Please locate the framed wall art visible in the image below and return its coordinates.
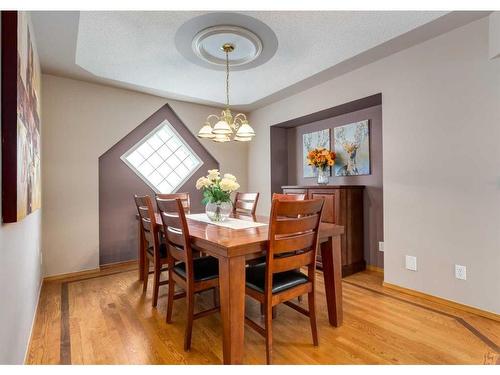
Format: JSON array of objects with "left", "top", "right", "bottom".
[
  {"left": 334, "top": 120, "right": 370, "bottom": 176},
  {"left": 1, "top": 11, "right": 42, "bottom": 222}
]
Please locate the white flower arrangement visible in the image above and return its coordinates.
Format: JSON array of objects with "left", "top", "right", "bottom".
[{"left": 195, "top": 169, "right": 240, "bottom": 204}]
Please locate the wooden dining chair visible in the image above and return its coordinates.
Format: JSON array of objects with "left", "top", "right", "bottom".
[
  {"left": 247, "top": 193, "right": 306, "bottom": 274},
  {"left": 259, "top": 193, "right": 310, "bottom": 303},
  {"left": 272, "top": 192, "right": 308, "bottom": 302},
  {"left": 245, "top": 198, "right": 324, "bottom": 364},
  {"left": 157, "top": 193, "right": 190, "bottom": 212},
  {"left": 134, "top": 195, "right": 169, "bottom": 307},
  {"left": 233, "top": 192, "right": 259, "bottom": 215},
  {"left": 272, "top": 192, "right": 306, "bottom": 201},
  {"left": 156, "top": 197, "right": 220, "bottom": 351},
  {"left": 156, "top": 192, "right": 213, "bottom": 257}
]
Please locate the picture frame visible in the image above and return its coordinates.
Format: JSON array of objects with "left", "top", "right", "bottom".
[
  {"left": 1, "top": 11, "right": 42, "bottom": 223},
  {"left": 333, "top": 120, "right": 371, "bottom": 176}
]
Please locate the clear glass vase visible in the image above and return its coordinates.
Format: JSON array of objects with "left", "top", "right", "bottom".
[
  {"left": 317, "top": 167, "right": 329, "bottom": 185},
  {"left": 205, "top": 201, "right": 232, "bottom": 222}
]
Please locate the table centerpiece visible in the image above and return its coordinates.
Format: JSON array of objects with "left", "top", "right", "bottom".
[{"left": 195, "top": 169, "right": 240, "bottom": 222}]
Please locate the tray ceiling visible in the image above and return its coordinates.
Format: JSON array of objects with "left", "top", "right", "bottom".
[{"left": 31, "top": 11, "right": 485, "bottom": 109}]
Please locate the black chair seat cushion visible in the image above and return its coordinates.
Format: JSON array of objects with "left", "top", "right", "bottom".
[
  {"left": 246, "top": 256, "right": 266, "bottom": 267},
  {"left": 173, "top": 256, "right": 219, "bottom": 281},
  {"left": 146, "top": 243, "right": 167, "bottom": 258},
  {"left": 246, "top": 252, "right": 300, "bottom": 267},
  {"left": 246, "top": 264, "right": 308, "bottom": 294}
]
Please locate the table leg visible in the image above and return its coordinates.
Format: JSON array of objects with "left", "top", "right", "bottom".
[
  {"left": 138, "top": 221, "right": 145, "bottom": 281},
  {"left": 218, "top": 255, "right": 246, "bottom": 364},
  {"left": 320, "top": 235, "right": 343, "bottom": 326}
]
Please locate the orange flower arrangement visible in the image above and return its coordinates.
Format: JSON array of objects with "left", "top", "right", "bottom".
[{"left": 307, "top": 147, "right": 336, "bottom": 169}]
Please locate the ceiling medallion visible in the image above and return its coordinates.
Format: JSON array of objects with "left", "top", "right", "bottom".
[
  {"left": 175, "top": 12, "right": 278, "bottom": 72},
  {"left": 197, "top": 43, "right": 255, "bottom": 143},
  {"left": 192, "top": 25, "right": 263, "bottom": 67}
]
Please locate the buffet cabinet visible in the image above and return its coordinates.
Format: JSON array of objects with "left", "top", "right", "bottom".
[{"left": 282, "top": 185, "right": 365, "bottom": 277}]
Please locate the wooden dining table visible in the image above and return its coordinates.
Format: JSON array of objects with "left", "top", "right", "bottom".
[{"left": 137, "top": 212, "right": 344, "bottom": 364}]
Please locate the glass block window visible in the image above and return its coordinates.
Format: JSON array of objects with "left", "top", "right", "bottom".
[{"left": 121, "top": 120, "right": 203, "bottom": 193}]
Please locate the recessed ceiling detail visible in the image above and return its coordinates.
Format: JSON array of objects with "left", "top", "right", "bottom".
[
  {"left": 191, "top": 25, "right": 263, "bottom": 68},
  {"left": 176, "top": 12, "right": 278, "bottom": 71},
  {"left": 31, "top": 11, "right": 476, "bottom": 108}
]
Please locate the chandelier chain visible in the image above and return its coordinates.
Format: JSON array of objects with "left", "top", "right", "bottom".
[{"left": 225, "top": 49, "right": 230, "bottom": 108}]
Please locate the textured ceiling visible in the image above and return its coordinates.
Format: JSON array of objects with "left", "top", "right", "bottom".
[{"left": 31, "top": 11, "right": 486, "bottom": 109}]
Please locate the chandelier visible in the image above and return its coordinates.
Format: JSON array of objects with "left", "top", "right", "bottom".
[{"left": 197, "top": 43, "right": 255, "bottom": 142}]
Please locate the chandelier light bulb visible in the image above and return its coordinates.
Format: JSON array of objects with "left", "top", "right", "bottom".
[
  {"left": 197, "top": 123, "right": 215, "bottom": 138},
  {"left": 213, "top": 133, "right": 231, "bottom": 142},
  {"left": 234, "top": 136, "right": 252, "bottom": 142},
  {"left": 212, "top": 120, "right": 233, "bottom": 135},
  {"left": 235, "top": 122, "right": 255, "bottom": 137}
]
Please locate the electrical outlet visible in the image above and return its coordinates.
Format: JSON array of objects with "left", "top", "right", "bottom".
[
  {"left": 379, "top": 241, "right": 384, "bottom": 252},
  {"left": 455, "top": 264, "right": 466, "bottom": 280},
  {"left": 405, "top": 255, "right": 417, "bottom": 271}
]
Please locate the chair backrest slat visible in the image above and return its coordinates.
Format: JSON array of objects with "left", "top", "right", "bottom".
[
  {"left": 272, "top": 193, "right": 306, "bottom": 201},
  {"left": 233, "top": 192, "right": 259, "bottom": 215},
  {"left": 235, "top": 200, "right": 256, "bottom": 212},
  {"left": 236, "top": 192, "right": 259, "bottom": 201},
  {"left": 272, "top": 199, "right": 323, "bottom": 218},
  {"left": 157, "top": 193, "right": 190, "bottom": 213},
  {"left": 166, "top": 226, "right": 186, "bottom": 249},
  {"left": 272, "top": 231, "right": 316, "bottom": 254},
  {"left": 273, "top": 214, "right": 319, "bottom": 235},
  {"left": 272, "top": 251, "right": 315, "bottom": 273},
  {"left": 141, "top": 219, "right": 154, "bottom": 239},
  {"left": 167, "top": 242, "right": 187, "bottom": 263},
  {"left": 163, "top": 212, "right": 185, "bottom": 234}
]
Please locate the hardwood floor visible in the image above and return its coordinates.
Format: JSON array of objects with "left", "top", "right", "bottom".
[{"left": 26, "top": 263, "right": 499, "bottom": 365}]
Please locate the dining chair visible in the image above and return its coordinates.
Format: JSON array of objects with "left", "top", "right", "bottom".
[
  {"left": 156, "top": 197, "right": 220, "bottom": 351},
  {"left": 272, "top": 192, "right": 306, "bottom": 201},
  {"left": 156, "top": 192, "right": 213, "bottom": 257},
  {"left": 157, "top": 193, "right": 190, "bottom": 212},
  {"left": 244, "top": 198, "right": 324, "bottom": 364},
  {"left": 233, "top": 192, "right": 260, "bottom": 215},
  {"left": 134, "top": 195, "right": 169, "bottom": 307},
  {"left": 272, "top": 192, "right": 307, "bottom": 303}
]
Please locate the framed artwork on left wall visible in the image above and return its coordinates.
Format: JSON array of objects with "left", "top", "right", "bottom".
[{"left": 1, "top": 11, "right": 42, "bottom": 223}]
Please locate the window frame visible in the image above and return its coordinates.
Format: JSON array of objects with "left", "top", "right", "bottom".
[{"left": 120, "top": 120, "right": 204, "bottom": 194}]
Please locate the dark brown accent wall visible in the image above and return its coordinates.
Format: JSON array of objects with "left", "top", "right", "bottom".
[
  {"left": 270, "top": 97, "right": 383, "bottom": 268},
  {"left": 269, "top": 126, "right": 289, "bottom": 195},
  {"left": 98, "top": 104, "right": 218, "bottom": 265}
]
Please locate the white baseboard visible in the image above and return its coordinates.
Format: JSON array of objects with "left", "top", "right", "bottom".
[{"left": 23, "top": 278, "right": 43, "bottom": 364}]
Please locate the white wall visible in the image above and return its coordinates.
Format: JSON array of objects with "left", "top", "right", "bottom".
[
  {"left": 0, "top": 14, "right": 43, "bottom": 364},
  {"left": 42, "top": 74, "right": 248, "bottom": 277},
  {"left": 248, "top": 17, "right": 500, "bottom": 314},
  {"left": 0, "top": 212, "right": 42, "bottom": 364}
]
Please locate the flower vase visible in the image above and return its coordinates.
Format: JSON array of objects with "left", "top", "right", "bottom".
[
  {"left": 317, "top": 167, "right": 329, "bottom": 185},
  {"left": 205, "top": 201, "right": 232, "bottom": 222}
]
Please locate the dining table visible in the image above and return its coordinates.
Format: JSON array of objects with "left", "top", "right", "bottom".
[{"left": 137, "top": 212, "right": 344, "bottom": 364}]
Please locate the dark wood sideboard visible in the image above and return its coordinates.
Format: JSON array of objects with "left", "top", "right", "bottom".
[{"left": 282, "top": 185, "right": 365, "bottom": 276}]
